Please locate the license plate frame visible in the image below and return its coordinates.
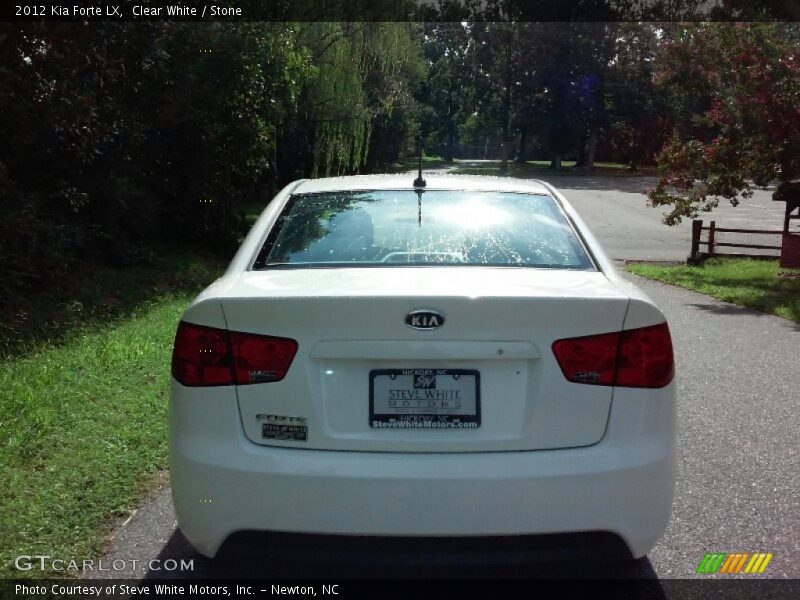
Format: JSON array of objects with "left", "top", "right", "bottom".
[{"left": 369, "top": 368, "right": 481, "bottom": 429}]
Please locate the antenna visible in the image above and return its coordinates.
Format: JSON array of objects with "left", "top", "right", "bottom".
[{"left": 413, "top": 134, "right": 426, "bottom": 188}]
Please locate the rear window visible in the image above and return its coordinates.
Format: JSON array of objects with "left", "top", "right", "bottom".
[{"left": 253, "top": 190, "right": 594, "bottom": 270}]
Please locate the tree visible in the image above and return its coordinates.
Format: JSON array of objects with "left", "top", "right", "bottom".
[
  {"left": 291, "top": 23, "right": 423, "bottom": 178},
  {"left": 605, "top": 23, "right": 671, "bottom": 170},
  {"left": 143, "top": 23, "right": 310, "bottom": 244},
  {"left": 420, "top": 21, "right": 472, "bottom": 162},
  {"left": 0, "top": 21, "right": 422, "bottom": 302},
  {"left": 470, "top": 20, "right": 521, "bottom": 171},
  {"left": 513, "top": 22, "right": 614, "bottom": 170},
  {"left": 648, "top": 23, "right": 800, "bottom": 224}
]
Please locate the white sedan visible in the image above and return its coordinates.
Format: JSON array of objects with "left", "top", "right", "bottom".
[{"left": 170, "top": 174, "right": 676, "bottom": 562}]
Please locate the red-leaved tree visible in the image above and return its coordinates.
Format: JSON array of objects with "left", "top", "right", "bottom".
[{"left": 648, "top": 23, "right": 800, "bottom": 224}]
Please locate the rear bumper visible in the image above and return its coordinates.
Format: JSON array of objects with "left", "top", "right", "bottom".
[
  {"left": 170, "top": 382, "right": 676, "bottom": 559},
  {"left": 216, "top": 531, "right": 634, "bottom": 566}
]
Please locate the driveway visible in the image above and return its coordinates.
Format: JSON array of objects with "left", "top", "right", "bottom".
[
  {"left": 423, "top": 162, "right": 785, "bottom": 261},
  {"left": 89, "top": 273, "right": 800, "bottom": 580},
  {"left": 550, "top": 176, "right": 783, "bottom": 262}
]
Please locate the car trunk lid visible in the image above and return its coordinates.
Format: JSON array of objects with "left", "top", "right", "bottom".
[{"left": 219, "top": 267, "right": 629, "bottom": 452}]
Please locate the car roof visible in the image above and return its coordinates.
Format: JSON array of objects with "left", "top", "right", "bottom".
[{"left": 292, "top": 174, "right": 552, "bottom": 195}]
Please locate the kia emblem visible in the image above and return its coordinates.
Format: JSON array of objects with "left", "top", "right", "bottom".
[{"left": 405, "top": 310, "right": 445, "bottom": 330}]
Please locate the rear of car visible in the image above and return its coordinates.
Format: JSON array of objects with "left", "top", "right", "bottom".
[{"left": 169, "top": 176, "right": 676, "bottom": 560}]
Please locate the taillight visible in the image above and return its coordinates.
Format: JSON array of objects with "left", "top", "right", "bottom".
[
  {"left": 172, "top": 322, "right": 233, "bottom": 386},
  {"left": 552, "top": 331, "right": 619, "bottom": 386},
  {"left": 172, "top": 321, "right": 298, "bottom": 387},
  {"left": 552, "top": 322, "right": 674, "bottom": 388},
  {"left": 230, "top": 331, "right": 298, "bottom": 384}
]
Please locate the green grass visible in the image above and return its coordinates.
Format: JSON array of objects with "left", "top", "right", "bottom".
[
  {"left": 0, "top": 250, "right": 225, "bottom": 578},
  {"left": 452, "top": 159, "right": 655, "bottom": 178},
  {"left": 627, "top": 259, "right": 800, "bottom": 323},
  {"left": 240, "top": 199, "right": 268, "bottom": 225},
  {"left": 386, "top": 154, "right": 452, "bottom": 173},
  {"left": 1, "top": 247, "right": 226, "bottom": 358}
]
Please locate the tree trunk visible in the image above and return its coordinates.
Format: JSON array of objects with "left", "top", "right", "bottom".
[
  {"left": 584, "top": 131, "right": 597, "bottom": 171},
  {"left": 445, "top": 124, "right": 456, "bottom": 163},
  {"left": 500, "top": 106, "right": 510, "bottom": 172},
  {"left": 444, "top": 89, "right": 455, "bottom": 163},
  {"left": 499, "top": 36, "right": 512, "bottom": 173},
  {"left": 550, "top": 153, "right": 562, "bottom": 170},
  {"left": 629, "top": 130, "right": 639, "bottom": 171},
  {"left": 269, "top": 132, "right": 279, "bottom": 197},
  {"left": 575, "top": 137, "right": 586, "bottom": 168},
  {"left": 515, "top": 124, "right": 528, "bottom": 165}
]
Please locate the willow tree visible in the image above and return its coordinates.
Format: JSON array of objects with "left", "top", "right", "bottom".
[{"left": 297, "top": 22, "right": 424, "bottom": 177}]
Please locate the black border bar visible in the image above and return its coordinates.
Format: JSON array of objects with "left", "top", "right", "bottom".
[
  {"left": 5, "top": 578, "right": 800, "bottom": 600},
  {"left": 2, "top": 0, "right": 800, "bottom": 23}
]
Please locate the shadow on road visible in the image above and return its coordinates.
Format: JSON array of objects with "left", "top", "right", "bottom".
[
  {"left": 144, "top": 529, "right": 665, "bottom": 594},
  {"left": 535, "top": 175, "right": 655, "bottom": 195},
  {"left": 445, "top": 160, "right": 657, "bottom": 195},
  {"left": 687, "top": 302, "right": 800, "bottom": 331}
]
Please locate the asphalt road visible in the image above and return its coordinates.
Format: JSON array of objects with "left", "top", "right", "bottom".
[
  {"left": 543, "top": 176, "right": 783, "bottom": 261},
  {"left": 87, "top": 273, "right": 800, "bottom": 581},
  {"left": 418, "top": 161, "right": 786, "bottom": 261}
]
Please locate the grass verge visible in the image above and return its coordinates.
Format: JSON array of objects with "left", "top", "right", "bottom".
[
  {"left": 626, "top": 259, "right": 800, "bottom": 323},
  {"left": 452, "top": 160, "right": 655, "bottom": 178},
  {"left": 1, "top": 247, "right": 226, "bottom": 358},
  {"left": 387, "top": 154, "right": 452, "bottom": 173},
  {"left": 0, "top": 250, "right": 225, "bottom": 578}
]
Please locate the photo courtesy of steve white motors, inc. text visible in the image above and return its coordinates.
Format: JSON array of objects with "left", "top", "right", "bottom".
[
  {"left": 14, "top": 584, "right": 340, "bottom": 597},
  {"left": 13, "top": 4, "right": 244, "bottom": 18}
]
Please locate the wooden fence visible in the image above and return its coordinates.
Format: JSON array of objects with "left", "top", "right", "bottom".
[{"left": 689, "top": 219, "right": 782, "bottom": 262}]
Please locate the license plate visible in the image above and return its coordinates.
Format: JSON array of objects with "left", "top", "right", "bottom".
[{"left": 369, "top": 369, "right": 480, "bottom": 429}]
